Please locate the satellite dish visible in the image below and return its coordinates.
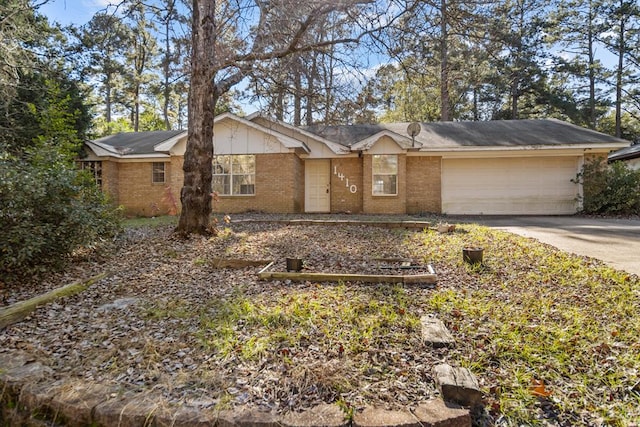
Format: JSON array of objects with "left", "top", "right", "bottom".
[
  {"left": 407, "top": 122, "right": 421, "bottom": 137},
  {"left": 407, "top": 122, "right": 421, "bottom": 147}
]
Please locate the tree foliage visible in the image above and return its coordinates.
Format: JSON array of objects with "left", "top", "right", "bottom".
[
  {"left": 0, "top": 1, "right": 122, "bottom": 283},
  {"left": 0, "top": 144, "right": 122, "bottom": 282},
  {"left": 576, "top": 157, "right": 640, "bottom": 215},
  {"left": 177, "top": 0, "right": 406, "bottom": 235}
]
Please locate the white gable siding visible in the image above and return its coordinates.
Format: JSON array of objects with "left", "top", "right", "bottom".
[
  {"left": 213, "top": 119, "right": 292, "bottom": 155},
  {"left": 365, "top": 136, "right": 406, "bottom": 155},
  {"left": 304, "top": 139, "right": 355, "bottom": 158}
]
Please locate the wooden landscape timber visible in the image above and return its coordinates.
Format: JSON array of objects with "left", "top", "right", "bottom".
[
  {"left": 257, "top": 262, "right": 437, "bottom": 285},
  {"left": 0, "top": 272, "right": 110, "bottom": 330},
  {"left": 235, "top": 218, "right": 432, "bottom": 230}
]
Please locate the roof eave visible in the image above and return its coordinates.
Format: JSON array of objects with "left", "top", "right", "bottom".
[
  {"left": 351, "top": 131, "right": 413, "bottom": 151},
  {"left": 154, "top": 131, "right": 188, "bottom": 152},
  {"left": 419, "top": 142, "right": 629, "bottom": 153},
  {"left": 245, "top": 112, "right": 349, "bottom": 154}
]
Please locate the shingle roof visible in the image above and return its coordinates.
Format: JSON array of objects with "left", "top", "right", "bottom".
[
  {"left": 608, "top": 143, "right": 640, "bottom": 162},
  {"left": 304, "top": 119, "right": 628, "bottom": 149},
  {"left": 92, "top": 130, "right": 186, "bottom": 155}
]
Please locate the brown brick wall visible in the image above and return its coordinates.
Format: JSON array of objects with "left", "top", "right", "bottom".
[
  {"left": 362, "top": 154, "right": 407, "bottom": 214},
  {"left": 101, "top": 160, "right": 120, "bottom": 206},
  {"left": 213, "top": 153, "right": 303, "bottom": 214},
  {"left": 406, "top": 156, "right": 442, "bottom": 214},
  {"left": 115, "top": 161, "right": 173, "bottom": 216},
  {"left": 330, "top": 158, "right": 363, "bottom": 213},
  {"left": 166, "top": 157, "right": 183, "bottom": 215}
]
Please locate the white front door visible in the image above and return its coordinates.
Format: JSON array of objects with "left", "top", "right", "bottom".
[{"left": 305, "top": 160, "right": 330, "bottom": 212}]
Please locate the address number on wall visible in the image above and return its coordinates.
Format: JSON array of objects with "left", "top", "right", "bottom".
[{"left": 334, "top": 165, "right": 357, "bottom": 194}]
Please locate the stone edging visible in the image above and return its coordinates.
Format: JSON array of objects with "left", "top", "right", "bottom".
[{"left": 1, "top": 350, "right": 470, "bottom": 427}]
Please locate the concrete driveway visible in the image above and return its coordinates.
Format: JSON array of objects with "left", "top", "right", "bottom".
[{"left": 457, "top": 216, "right": 640, "bottom": 276}]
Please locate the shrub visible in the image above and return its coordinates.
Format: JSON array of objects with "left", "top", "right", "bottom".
[
  {"left": 0, "top": 144, "right": 122, "bottom": 283},
  {"left": 575, "top": 157, "right": 640, "bottom": 215}
]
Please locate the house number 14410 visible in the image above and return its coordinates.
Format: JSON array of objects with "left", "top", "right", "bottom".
[{"left": 334, "top": 165, "right": 358, "bottom": 194}]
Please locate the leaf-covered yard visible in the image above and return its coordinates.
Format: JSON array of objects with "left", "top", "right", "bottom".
[{"left": 1, "top": 215, "right": 639, "bottom": 426}]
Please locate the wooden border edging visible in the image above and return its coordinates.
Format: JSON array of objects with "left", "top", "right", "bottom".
[
  {"left": 258, "top": 271, "right": 437, "bottom": 284},
  {"left": 0, "top": 272, "right": 110, "bottom": 330},
  {"left": 235, "top": 219, "right": 431, "bottom": 230}
]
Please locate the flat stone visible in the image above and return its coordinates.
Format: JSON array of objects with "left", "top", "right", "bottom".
[
  {"left": 48, "top": 382, "right": 115, "bottom": 426},
  {"left": 421, "top": 317, "right": 455, "bottom": 348},
  {"left": 18, "top": 380, "right": 65, "bottom": 417},
  {"left": 0, "top": 361, "right": 53, "bottom": 395},
  {"left": 97, "top": 297, "right": 139, "bottom": 312},
  {"left": 281, "top": 403, "right": 349, "bottom": 427},
  {"left": 213, "top": 410, "right": 241, "bottom": 427},
  {"left": 352, "top": 406, "right": 420, "bottom": 427},
  {"left": 93, "top": 392, "right": 169, "bottom": 427},
  {"left": 232, "top": 407, "right": 281, "bottom": 426},
  {"left": 433, "top": 364, "right": 482, "bottom": 407},
  {"left": 155, "top": 406, "right": 217, "bottom": 427},
  {"left": 412, "top": 399, "right": 471, "bottom": 427}
]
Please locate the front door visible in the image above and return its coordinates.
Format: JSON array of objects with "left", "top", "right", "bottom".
[{"left": 305, "top": 160, "right": 330, "bottom": 212}]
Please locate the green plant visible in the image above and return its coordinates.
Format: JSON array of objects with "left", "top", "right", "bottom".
[
  {"left": 0, "top": 144, "right": 121, "bottom": 283},
  {"left": 414, "top": 224, "right": 640, "bottom": 424},
  {"left": 575, "top": 157, "right": 640, "bottom": 215}
]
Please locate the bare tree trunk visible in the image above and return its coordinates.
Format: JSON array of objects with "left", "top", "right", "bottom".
[
  {"left": 473, "top": 86, "right": 479, "bottom": 121},
  {"left": 134, "top": 84, "right": 140, "bottom": 132},
  {"left": 439, "top": 0, "right": 450, "bottom": 121},
  {"left": 294, "top": 57, "right": 302, "bottom": 126},
  {"left": 105, "top": 75, "right": 112, "bottom": 123},
  {"left": 306, "top": 56, "right": 316, "bottom": 126},
  {"left": 164, "top": 17, "right": 172, "bottom": 130},
  {"left": 275, "top": 85, "right": 284, "bottom": 121},
  {"left": 587, "top": 0, "right": 596, "bottom": 129},
  {"left": 615, "top": 3, "right": 624, "bottom": 138},
  {"left": 176, "top": 0, "right": 216, "bottom": 235},
  {"left": 511, "top": 79, "right": 519, "bottom": 120}
]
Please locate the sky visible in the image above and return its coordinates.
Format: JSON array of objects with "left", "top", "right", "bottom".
[{"left": 40, "top": 0, "right": 112, "bottom": 26}]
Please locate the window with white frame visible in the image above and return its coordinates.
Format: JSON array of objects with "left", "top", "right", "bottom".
[
  {"left": 152, "top": 163, "right": 166, "bottom": 183},
  {"left": 372, "top": 154, "right": 398, "bottom": 195},
  {"left": 212, "top": 155, "right": 256, "bottom": 195}
]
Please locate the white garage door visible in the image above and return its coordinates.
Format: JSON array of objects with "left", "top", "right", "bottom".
[{"left": 442, "top": 157, "right": 580, "bottom": 215}]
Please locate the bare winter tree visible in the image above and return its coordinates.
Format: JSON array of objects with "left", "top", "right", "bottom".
[{"left": 176, "top": 0, "right": 402, "bottom": 235}]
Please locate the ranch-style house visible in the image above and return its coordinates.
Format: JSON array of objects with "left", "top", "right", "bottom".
[{"left": 80, "top": 112, "right": 630, "bottom": 217}]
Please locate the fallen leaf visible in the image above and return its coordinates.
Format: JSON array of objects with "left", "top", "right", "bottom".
[{"left": 531, "top": 379, "right": 552, "bottom": 397}]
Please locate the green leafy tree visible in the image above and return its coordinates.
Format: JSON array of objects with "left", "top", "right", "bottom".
[
  {"left": 178, "top": 0, "right": 402, "bottom": 235},
  {"left": 123, "top": 2, "right": 159, "bottom": 132},
  {"left": 576, "top": 157, "right": 640, "bottom": 214},
  {"left": 77, "top": 12, "right": 133, "bottom": 128},
  {"left": 151, "top": 0, "right": 190, "bottom": 130},
  {"left": 601, "top": 0, "right": 640, "bottom": 137},
  {"left": 0, "top": 2, "right": 121, "bottom": 282},
  {"left": 549, "top": 0, "right": 611, "bottom": 128},
  {"left": 489, "top": 0, "right": 554, "bottom": 119},
  {"left": 0, "top": 144, "right": 121, "bottom": 282}
]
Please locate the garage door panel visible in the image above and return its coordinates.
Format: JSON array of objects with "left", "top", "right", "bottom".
[{"left": 442, "top": 157, "right": 579, "bottom": 215}]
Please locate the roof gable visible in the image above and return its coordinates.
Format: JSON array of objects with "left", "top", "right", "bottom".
[
  {"left": 213, "top": 113, "right": 310, "bottom": 154},
  {"left": 247, "top": 112, "right": 349, "bottom": 154},
  {"left": 91, "top": 130, "right": 187, "bottom": 156}
]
